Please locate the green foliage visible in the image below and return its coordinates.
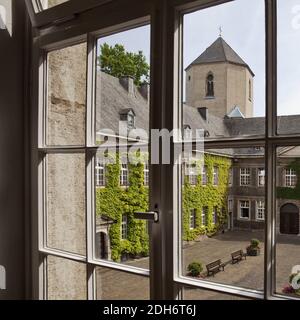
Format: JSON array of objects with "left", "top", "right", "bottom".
[
  {"left": 96, "top": 154, "right": 149, "bottom": 262},
  {"left": 277, "top": 160, "right": 300, "bottom": 200},
  {"left": 187, "top": 262, "right": 203, "bottom": 277},
  {"left": 97, "top": 153, "right": 231, "bottom": 261},
  {"left": 98, "top": 43, "right": 150, "bottom": 86},
  {"left": 250, "top": 239, "right": 260, "bottom": 248},
  {"left": 182, "top": 154, "right": 231, "bottom": 241}
]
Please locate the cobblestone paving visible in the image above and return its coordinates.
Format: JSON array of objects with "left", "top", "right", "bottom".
[{"left": 96, "top": 230, "right": 300, "bottom": 300}]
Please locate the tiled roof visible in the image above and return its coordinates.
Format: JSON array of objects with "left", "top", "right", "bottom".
[{"left": 186, "top": 37, "right": 254, "bottom": 76}]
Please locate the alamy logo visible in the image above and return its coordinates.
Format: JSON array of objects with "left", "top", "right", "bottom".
[
  {"left": 0, "top": 5, "right": 6, "bottom": 30},
  {"left": 0, "top": 265, "right": 6, "bottom": 290},
  {"left": 292, "top": 5, "right": 300, "bottom": 30}
]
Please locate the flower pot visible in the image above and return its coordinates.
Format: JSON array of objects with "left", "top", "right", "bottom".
[{"left": 247, "top": 247, "right": 260, "bottom": 256}]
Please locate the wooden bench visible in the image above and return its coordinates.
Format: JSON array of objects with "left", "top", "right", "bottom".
[
  {"left": 206, "top": 259, "right": 225, "bottom": 277},
  {"left": 231, "top": 250, "right": 247, "bottom": 264}
]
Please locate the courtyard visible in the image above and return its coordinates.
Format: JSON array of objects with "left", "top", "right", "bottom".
[{"left": 96, "top": 230, "right": 300, "bottom": 299}]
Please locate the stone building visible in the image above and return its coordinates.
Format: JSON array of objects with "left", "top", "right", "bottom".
[{"left": 94, "top": 37, "right": 300, "bottom": 255}]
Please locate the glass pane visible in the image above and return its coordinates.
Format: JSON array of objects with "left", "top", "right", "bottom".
[
  {"left": 181, "top": 147, "right": 265, "bottom": 291},
  {"left": 47, "top": 153, "right": 86, "bottom": 256},
  {"left": 35, "top": 0, "right": 69, "bottom": 12},
  {"left": 183, "top": 286, "right": 251, "bottom": 300},
  {"left": 94, "top": 25, "right": 151, "bottom": 269},
  {"left": 47, "top": 255, "right": 87, "bottom": 300},
  {"left": 276, "top": 146, "right": 300, "bottom": 299},
  {"left": 47, "top": 42, "right": 87, "bottom": 146},
  {"left": 277, "top": 0, "right": 300, "bottom": 135},
  {"left": 96, "top": 267, "right": 149, "bottom": 300},
  {"left": 182, "top": 0, "right": 265, "bottom": 141}
]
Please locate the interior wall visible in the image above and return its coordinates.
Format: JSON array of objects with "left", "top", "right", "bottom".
[{"left": 0, "top": 0, "right": 26, "bottom": 299}]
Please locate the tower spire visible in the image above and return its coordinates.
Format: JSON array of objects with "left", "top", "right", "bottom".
[{"left": 219, "top": 26, "right": 223, "bottom": 37}]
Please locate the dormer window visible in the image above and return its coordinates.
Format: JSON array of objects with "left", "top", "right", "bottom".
[
  {"left": 119, "top": 108, "right": 136, "bottom": 130},
  {"left": 206, "top": 73, "right": 214, "bottom": 97}
]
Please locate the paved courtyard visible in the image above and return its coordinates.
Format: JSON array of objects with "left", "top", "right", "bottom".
[{"left": 96, "top": 230, "right": 300, "bottom": 300}]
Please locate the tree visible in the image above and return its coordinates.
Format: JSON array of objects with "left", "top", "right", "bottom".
[{"left": 98, "top": 43, "right": 150, "bottom": 86}]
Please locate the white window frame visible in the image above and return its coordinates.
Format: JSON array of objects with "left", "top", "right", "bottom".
[
  {"left": 213, "top": 166, "right": 219, "bottom": 186},
  {"left": 256, "top": 200, "right": 265, "bottom": 221},
  {"left": 95, "top": 159, "right": 105, "bottom": 187},
  {"left": 189, "top": 209, "right": 196, "bottom": 230},
  {"left": 28, "top": 0, "right": 300, "bottom": 302},
  {"left": 144, "top": 163, "right": 149, "bottom": 186},
  {"left": 121, "top": 215, "right": 128, "bottom": 240},
  {"left": 258, "top": 168, "right": 265, "bottom": 187},
  {"left": 285, "top": 168, "right": 297, "bottom": 188},
  {"left": 228, "top": 198, "right": 233, "bottom": 212},
  {"left": 240, "top": 168, "right": 251, "bottom": 186},
  {"left": 185, "top": 162, "right": 198, "bottom": 185},
  {"left": 212, "top": 207, "right": 217, "bottom": 225},
  {"left": 239, "top": 200, "right": 250, "bottom": 220},
  {"left": 120, "top": 163, "right": 129, "bottom": 186}
]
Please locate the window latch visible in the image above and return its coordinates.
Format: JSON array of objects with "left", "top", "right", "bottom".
[{"left": 134, "top": 211, "right": 159, "bottom": 223}]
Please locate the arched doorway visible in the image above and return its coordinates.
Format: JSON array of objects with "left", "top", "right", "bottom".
[{"left": 280, "top": 203, "right": 299, "bottom": 235}]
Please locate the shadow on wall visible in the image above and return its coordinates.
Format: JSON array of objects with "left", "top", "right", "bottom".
[
  {"left": 0, "top": 265, "right": 6, "bottom": 290},
  {"left": 0, "top": 0, "right": 12, "bottom": 36}
]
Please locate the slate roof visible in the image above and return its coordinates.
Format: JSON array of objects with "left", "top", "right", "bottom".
[
  {"left": 96, "top": 70, "right": 300, "bottom": 158},
  {"left": 185, "top": 37, "right": 254, "bottom": 76}
]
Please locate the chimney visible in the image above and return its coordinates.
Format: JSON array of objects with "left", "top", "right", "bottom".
[
  {"left": 198, "top": 107, "right": 208, "bottom": 121},
  {"left": 138, "top": 83, "right": 150, "bottom": 101},
  {"left": 120, "top": 76, "right": 134, "bottom": 95}
]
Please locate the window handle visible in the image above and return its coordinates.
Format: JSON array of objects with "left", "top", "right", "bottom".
[{"left": 134, "top": 211, "right": 159, "bottom": 223}]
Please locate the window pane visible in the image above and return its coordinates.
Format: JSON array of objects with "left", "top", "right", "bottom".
[
  {"left": 96, "top": 267, "right": 149, "bottom": 300},
  {"left": 276, "top": 146, "right": 300, "bottom": 299},
  {"left": 182, "top": 0, "right": 265, "bottom": 141},
  {"left": 277, "top": 0, "right": 300, "bottom": 134},
  {"left": 181, "top": 147, "right": 265, "bottom": 291},
  {"left": 47, "top": 256, "right": 87, "bottom": 300},
  {"left": 94, "top": 25, "right": 150, "bottom": 270},
  {"left": 183, "top": 286, "right": 251, "bottom": 300},
  {"left": 47, "top": 42, "right": 86, "bottom": 146},
  {"left": 36, "top": 0, "right": 69, "bottom": 11},
  {"left": 47, "top": 153, "right": 86, "bottom": 256}
]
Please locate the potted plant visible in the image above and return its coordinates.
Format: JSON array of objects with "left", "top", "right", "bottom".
[
  {"left": 246, "top": 238, "right": 261, "bottom": 256},
  {"left": 187, "top": 262, "right": 203, "bottom": 278}
]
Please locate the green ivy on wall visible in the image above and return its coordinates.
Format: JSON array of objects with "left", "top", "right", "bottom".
[
  {"left": 96, "top": 153, "right": 231, "bottom": 261},
  {"left": 182, "top": 154, "right": 231, "bottom": 241},
  {"left": 277, "top": 160, "right": 300, "bottom": 200},
  {"left": 96, "top": 154, "right": 149, "bottom": 262}
]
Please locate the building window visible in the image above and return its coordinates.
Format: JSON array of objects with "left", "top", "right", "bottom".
[
  {"left": 212, "top": 207, "right": 217, "bottom": 224},
  {"left": 240, "top": 168, "right": 251, "bottom": 186},
  {"left": 206, "top": 73, "right": 214, "bottom": 97},
  {"left": 121, "top": 215, "right": 128, "bottom": 240},
  {"left": 258, "top": 168, "right": 265, "bottom": 187},
  {"left": 249, "top": 79, "right": 252, "bottom": 101},
  {"left": 228, "top": 199, "right": 233, "bottom": 212},
  {"left": 285, "top": 168, "right": 297, "bottom": 187},
  {"left": 127, "top": 113, "right": 135, "bottom": 129},
  {"left": 95, "top": 159, "right": 105, "bottom": 186},
  {"left": 228, "top": 167, "right": 233, "bottom": 186},
  {"left": 186, "top": 163, "right": 198, "bottom": 185},
  {"left": 189, "top": 209, "right": 196, "bottom": 230},
  {"left": 239, "top": 200, "right": 250, "bottom": 220},
  {"left": 201, "top": 207, "right": 208, "bottom": 226},
  {"left": 256, "top": 200, "right": 265, "bottom": 221},
  {"left": 213, "top": 166, "right": 219, "bottom": 185},
  {"left": 120, "top": 163, "right": 128, "bottom": 186},
  {"left": 202, "top": 165, "right": 207, "bottom": 185},
  {"left": 144, "top": 163, "right": 149, "bottom": 186}
]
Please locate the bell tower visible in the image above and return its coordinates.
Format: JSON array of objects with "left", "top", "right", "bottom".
[{"left": 185, "top": 37, "right": 254, "bottom": 118}]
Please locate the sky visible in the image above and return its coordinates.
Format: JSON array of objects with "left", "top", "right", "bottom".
[{"left": 97, "top": 0, "right": 300, "bottom": 117}]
